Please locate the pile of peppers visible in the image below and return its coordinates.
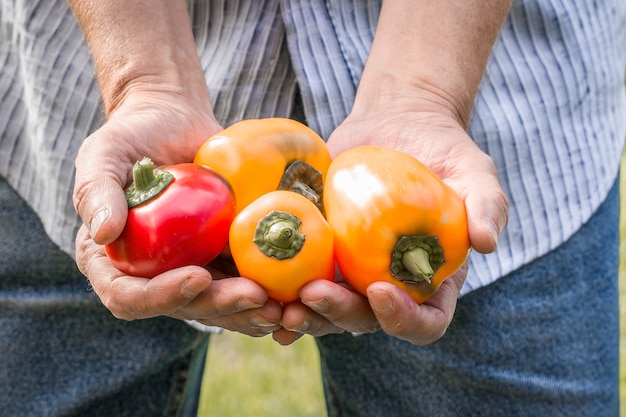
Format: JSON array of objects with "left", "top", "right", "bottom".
[{"left": 106, "top": 117, "right": 470, "bottom": 305}]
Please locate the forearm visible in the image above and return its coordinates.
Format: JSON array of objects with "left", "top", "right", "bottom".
[
  {"left": 356, "top": 0, "right": 512, "bottom": 127},
  {"left": 67, "top": 0, "right": 209, "bottom": 116}
]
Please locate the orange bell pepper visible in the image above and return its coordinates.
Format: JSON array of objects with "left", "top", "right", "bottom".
[
  {"left": 194, "top": 118, "right": 331, "bottom": 214},
  {"left": 229, "top": 190, "right": 335, "bottom": 304},
  {"left": 323, "top": 145, "right": 470, "bottom": 304}
]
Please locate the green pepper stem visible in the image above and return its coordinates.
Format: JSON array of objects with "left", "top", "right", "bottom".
[
  {"left": 278, "top": 160, "right": 325, "bottom": 215},
  {"left": 125, "top": 157, "right": 174, "bottom": 208},
  {"left": 253, "top": 210, "right": 305, "bottom": 260},
  {"left": 288, "top": 181, "right": 320, "bottom": 205},
  {"left": 391, "top": 235, "right": 445, "bottom": 285},
  {"left": 402, "top": 247, "right": 434, "bottom": 283},
  {"left": 266, "top": 221, "right": 297, "bottom": 248}
]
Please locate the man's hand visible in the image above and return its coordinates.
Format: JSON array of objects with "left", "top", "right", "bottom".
[
  {"left": 72, "top": 91, "right": 285, "bottom": 336},
  {"left": 274, "top": 108, "right": 507, "bottom": 346}
]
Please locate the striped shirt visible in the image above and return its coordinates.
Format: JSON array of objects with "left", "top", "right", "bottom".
[{"left": 1, "top": 0, "right": 624, "bottom": 295}]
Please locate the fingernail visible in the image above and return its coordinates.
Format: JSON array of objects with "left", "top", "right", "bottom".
[
  {"left": 250, "top": 315, "right": 278, "bottom": 328},
  {"left": 369, "top": 291, "right": 394, "bottom": 313},
  {"left": 89, "top": 207, "right": 110, "bottom": 237},
  {"left": 181, "top": 275, "right": 210, "bottom": 299},
  {"left": 482, "top": 216, "right": 500, "bottom": 243},
  {"left": 294, "top": 320, "right": 311, "bottom": 333},
  {"left": 307, "top": 298, "right": 330, "bottom": 313},
  {"left": 236, "top": 298, "right": 264, "bottom": 311}
]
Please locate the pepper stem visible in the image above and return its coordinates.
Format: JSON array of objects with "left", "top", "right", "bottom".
[
  {"left": 391, "top": 235, "right": 445, "bottom": 284},
  {"left": 253, "top": 210, "right": 306, "bottom": 260},
  {"left": 125, "top": 157, "right": 174, "bottom": 208},
  {"left": 278, "top": 160, "right": 325, "bottom": 215},
  {"left": 402, "top": 247, "right": 434, "bottom": 280}
]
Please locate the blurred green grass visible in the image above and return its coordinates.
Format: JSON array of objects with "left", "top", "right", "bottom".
[
  {"left": 199, "top": 151, "right": 626, "bottom": 417},
  {"left": 198, "top": 333, "right": 326, "bottom": 417}
]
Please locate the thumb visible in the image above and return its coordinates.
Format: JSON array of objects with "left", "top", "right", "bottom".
[
  {"left": 73, "top": 136, "right": 131, "bottom": 245},
  {"left": 464, "top": 182, "right": 508, "bottom": 254}
]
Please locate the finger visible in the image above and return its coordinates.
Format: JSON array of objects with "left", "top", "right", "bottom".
[
  {"left": 194, "top": 298, "right": 283, "bottom": 337},
  {"left": 177, "top": 277, "right": 270, "bottom": 319},
  {"left": 466, "top": 187, "right": 509, "bottom": 254},
  {"left": 73, "top": 134, "right": 132, "bottom": 245},
  {"left": 76, "top": 225, "right": 212, "bottom": 320},
  {"left": 280, "top": 301, "right": 345, "bottom": 337},
  {"left": 456, "top": 155, "right": 509, "bottom": 254},
  {"left": 299, "top": 280, "right": 380, "bottom": 334},
  {"left": 272, "top": 329, "right": 305, "bottom": 346},
  {"left": 366, "top": 272, "right": 462, "bottom": 345}
]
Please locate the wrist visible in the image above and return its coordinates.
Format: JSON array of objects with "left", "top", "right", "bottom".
[
  {"left": 69, "top": 0, "right": 209, "bottom": 116},
  {"left": 99, "top": 46, "right": 209, "bottom": 117},
  {"left": 353, "top": 70, "right": 470, "bottom": 129},
  {"left": 353, "top": 0, "right": 511, "bottom": 128}
]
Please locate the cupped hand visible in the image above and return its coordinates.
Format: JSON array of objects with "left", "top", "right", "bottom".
[
  {"left": 274, "top": 101, "right": 508, "bottom": 346},
  {"left": 72, "top": 90, "right": 284, "bottom": 336}
]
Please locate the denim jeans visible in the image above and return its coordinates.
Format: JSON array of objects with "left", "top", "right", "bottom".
[
  {"left": 0, "top": 178, "right": 209, "bottom": 417},
  {"left": 317, "top": 178, "right": 620, "bottom": 417}
]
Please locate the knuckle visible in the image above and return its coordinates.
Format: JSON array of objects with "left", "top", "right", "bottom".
[
  {"left": 105, "top": 298, "right": 142, "bottom": 321},
  {"left": 72, "top": 177, "right": 94, "bottom": 218},
  {"left": 99, "top": 280, "right": 141, "bottom": 321},
  {"left": 494, "top": 189, "right": 510, "bottom": 225},
  {"left": 101, "top": 296, "right": 131, "bottom": 321}
]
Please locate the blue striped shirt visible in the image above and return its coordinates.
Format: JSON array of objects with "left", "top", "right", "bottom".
[{"left": 1, "top": 0, "right": 624, "bottom": 295}]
